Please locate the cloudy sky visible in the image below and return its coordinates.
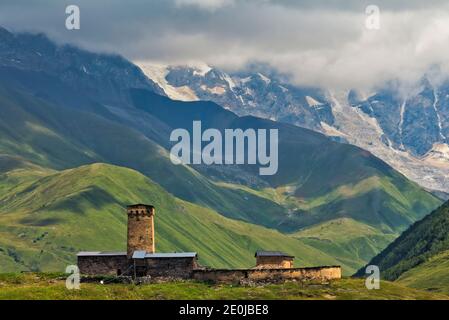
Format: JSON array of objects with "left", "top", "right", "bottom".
[{"left": 1, "top": 0, "right": 449, "bottom": 91}]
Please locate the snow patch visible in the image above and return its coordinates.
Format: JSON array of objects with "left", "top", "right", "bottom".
[
  {"left": 422, "top": 143, "right": 449, "bottom": 167},
  {"left": 399, "top": 100, "right": 406, "bottom": 150},
  {"left": 305, "top": 96, "right": 323, "bottom": 107},
  {"left": 239, "top": 76, "right": 252, "bottom": 85},
  {"left": 221, "top": 72, "right": 236, "bottom": 90},
  {"left": 191, "top": 63, "right": 212, "bottom": 76},
  {"left": 279, "top": 85, "right": 289, "bottom": 93},
  {"left": 257, "top": 73, "right": 271, "bottom": 84},
  {"left": 136, "top": 62, "right": 199, "bottom": 102},
  {"left": 201, "top": 85, "right": 226, "bottom": 95},
  {"left": 432, "top": 86, "right": 446, "bottom": 141},
  {"left": 320, "top": 122, "right": 347, "bottom": 138},
  {"left": 328, "top": 91, "right": 343, "bottom": 111}
]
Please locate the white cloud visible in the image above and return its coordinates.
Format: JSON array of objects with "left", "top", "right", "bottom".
[
  {"left": 175, "top": 0, "right": 235, "bottom": 11},
  {"left": 1, "top": 0, "right": 449, "bottom": 91}
]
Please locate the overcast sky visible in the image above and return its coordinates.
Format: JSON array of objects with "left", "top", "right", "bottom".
[{"left": 1, "top": 0, "right": 449, "bottom": 91}]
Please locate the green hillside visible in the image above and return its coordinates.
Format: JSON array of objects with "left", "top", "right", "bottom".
[
  {"left": 357, "top": 201, "right": 449, "bottom": 284},
  {"left": 0, "top": 162, "right": 345, "bottom": 272},
  {"left": 0, "top": 273, "right": 447, "bottom": 300},
  {"left": 215, "top": 179, "right": 435, "bottom": 274},
  {"left": 0, "top": 84, "right": 292, "bottom": 230},
  {"left": 131, "top": 89, "right": 441, "bottom": 233},
  {"left": 0, "top": 83, "right": 440, "bottom": 274},
  {"left": 0, "top": 29, "right": 443, "bottom": 276},
  {"left": 396, "top": 250, "right": 449, "bottom": 294},
  {"left": 292, "top": 218, "right": 397, "bottom": 272}
]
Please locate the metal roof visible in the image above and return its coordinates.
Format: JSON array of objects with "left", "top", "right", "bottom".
[
  {"left": 77, "top": 251, "right": 126, "bottom": 257},
  {"left": 132, "top": 252, "right": 198, "bottom": 259},
  {"left": 132, "top": 250, "right": 147, "bottom": 259},
  {"left": 255, "top": 251, "right": 294, "bottom": 258}
]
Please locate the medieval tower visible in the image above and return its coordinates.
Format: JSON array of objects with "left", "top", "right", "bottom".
[
  {"left": 77, "top": 203, "right": 341, "bottom": 282},
  {"left": 126, "top": 204, "right": 155, "bottom": 258}
]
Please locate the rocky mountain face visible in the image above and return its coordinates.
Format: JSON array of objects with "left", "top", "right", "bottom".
[
  {"left": 137, "top": 62, "right": 449, "bottom": 194},
  {"left": 0, "top": 27, "right": 165, "bottom": 108},
  {"left": 142, "top": 64, "right": 335, "bottom": 130}
]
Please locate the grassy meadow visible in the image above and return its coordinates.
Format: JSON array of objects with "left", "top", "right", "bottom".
[{"left": 0, "top": 273, "right": 447, "bottom": 300}]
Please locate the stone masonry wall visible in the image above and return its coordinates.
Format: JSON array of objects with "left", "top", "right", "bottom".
[
  {"left": 192, "top": 266, "right": 342, "bottom": 284},
  {"left": 78, "top": 255, "right": 341, "bottom": 284},
  {"left": 143, "top": 257, "right": 198, "bottom": 279},
  {"left": 78, "top": 255, "right": 129, "bottom": 276},
  {"left": 127, "top": 206, "right": 155, "bottom": 258}
]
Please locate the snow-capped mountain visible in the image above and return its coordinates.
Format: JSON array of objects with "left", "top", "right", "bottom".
[
  {"left": 136, "top": 63, "right": 335, "bottom": 130},
  {"left": 136, "top": 62, "right": 449, "bottom": 194}
]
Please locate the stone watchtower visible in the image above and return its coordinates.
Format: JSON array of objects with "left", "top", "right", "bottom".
[{"left": 127, "top": 204, "right": 155, "bottom": 259}]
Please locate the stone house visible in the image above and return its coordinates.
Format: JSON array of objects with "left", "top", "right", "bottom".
[{"left": 254, "top": 251, "right": 295, "bottom": 269}]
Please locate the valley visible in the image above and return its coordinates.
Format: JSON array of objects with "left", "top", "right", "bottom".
[{"left": 0, "top": 27, "right": 443, "bottom": 280}]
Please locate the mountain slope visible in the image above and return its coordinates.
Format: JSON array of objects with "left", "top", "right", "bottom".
[
  {"left": 0, "top": 27, "right": 165, "bottom": 104},
  {"left": 0, "top": 84, "right": 439, "bottom": 273},
  {"left": 0, "top": 28, "right": 443, "bottom": 273},
  {"left": 356, "top": 201, "right": 449, "bottom": 284},
  {"left": 140, "top": 63, "right": 449, "bottom": 193},
  {"left": 0, "top": 64, "right": 439, "bottom": 236},
  {"left": 292, "top": 218, "right": 396, "bottom": 272},
  {"left": 395, "top": 250, "right": 449, "bottom": 294},
  {"left": 0, "top": 27, "right": 440, "bottom": 234},
  {"left": 0, "top": 82, "right": 290, "bottom": 230},
  {"left": 0, "top": 162, "right": 343, "bottom": 272},
  {"left": 131, "top": 89, "right": 441, "bottom": 233}
]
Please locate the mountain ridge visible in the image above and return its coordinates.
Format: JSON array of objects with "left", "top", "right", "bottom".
[
  {"left": 356, "top": 200, "right": 449, "bottom": 282},
  {"left": 137, "top": 62, "right": 449, "bottom": 193},
  {"left": 0, "top": 161, "right": 346, "bottom": 272},
  {"left": 0, "top": 28, "right": 442, "bottom": 273}
]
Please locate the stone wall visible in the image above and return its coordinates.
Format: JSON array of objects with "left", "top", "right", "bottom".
[
  {"left": 78, "top": 255, "right": 129, "bottom": 276},
  {"left": 142, "top": 257, "right": 198, "bottom": 279},
  {"left": 127, "top": 205, "right": 155, "bottom": 258},
  {"left": 255, "top": 256, "right": 293, "bottom": 269},
  {"left": 192, "top": 266, "right": 341, "bottom": 284},
  {"left": 78, "top": 254, "right": 341, "bottom": 284}
]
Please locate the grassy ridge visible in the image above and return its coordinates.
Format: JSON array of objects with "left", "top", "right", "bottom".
[
  {"left": 0, "top": 159, "right": 411, "bottom": 275},
  {"left": 0, "top": 273, "right": 447, "bottom": 300},
  {"left": 357, "top": 201, "right": 449, "bottom": 281},
  {"left": 132, "top": 89, "right": 441, "bottom": 233},
  {"left": 0, "top": 162, "right": 345, "bottom": 272},
  {"left": 0, "top": 63, "right": 442, "bottom": 277},
  {"left": 0, "top": 31, "right": 444, "bottom": 284},
  {"left": 397, "top": 250, "right": 449, "bottom": 294},
  {"left": 0, "top": 85, "right": 294, "bottom": 230},
  {"left": 217, "top": 179, "right": 429, "bottom": 274},
  {"left": 0, "top": 86, "right": 441, "bottom": 276},
  {"left": 292, "top": 218, "right": 396, "bottom": 273},
  {"left": 358, "top": 200, "right": 449, "bottom": 295}
]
